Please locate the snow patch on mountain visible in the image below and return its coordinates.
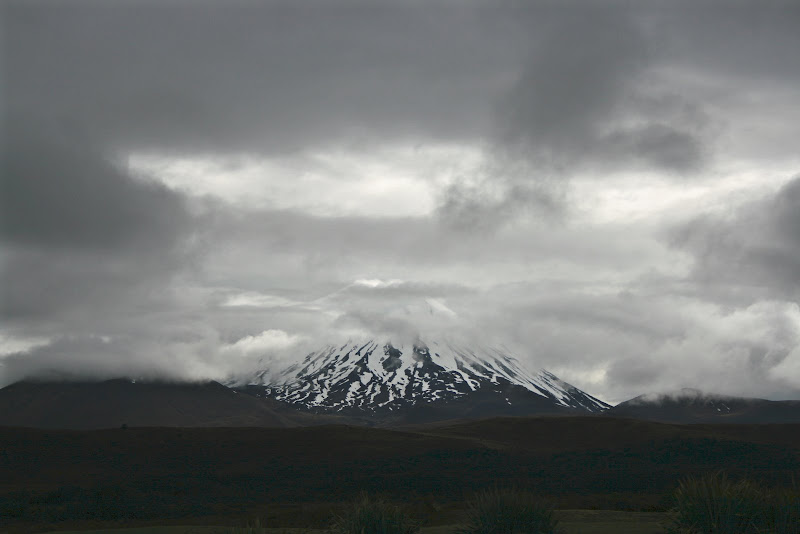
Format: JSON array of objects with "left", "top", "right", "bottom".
[{"left": 245, "top": 340, "right": 609, "bottom": 414}]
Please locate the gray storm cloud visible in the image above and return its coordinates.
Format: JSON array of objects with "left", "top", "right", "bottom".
[
  {"left": 1, "top": 117, "right": 195, "bottom": 321},
  {"left": 4, "top": 2, "right": 515, "bottom": 155},
  {"left": 672, "top": 175, "right": 800, "bottom": 302},
  {"left": 2, "top": 1, "right": 800, "bottom": 402},
  {"left": 2, "top": 117, "right": 189, "bottom": 253}
]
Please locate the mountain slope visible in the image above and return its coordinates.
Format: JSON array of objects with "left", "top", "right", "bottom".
[
  {"left": 606, "top": 388, "right": 800, "bottom": 424},
  {"left": 241, "top": 340, "right": 609, "bottom": 423},
  {"left": 0, "top": 379, "right": 320, "bottom": 429}
]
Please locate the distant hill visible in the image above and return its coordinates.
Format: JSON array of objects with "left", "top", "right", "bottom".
[
  {"left": 0, "top": 378, "right": 344, "bottom": 429},
  {"left": 606, "top": 388, "right": 800, "bottom": 424}
]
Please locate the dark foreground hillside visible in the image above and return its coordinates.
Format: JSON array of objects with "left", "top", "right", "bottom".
[{"left": 1, "top": 417, "right": 798, "bottom": 532}]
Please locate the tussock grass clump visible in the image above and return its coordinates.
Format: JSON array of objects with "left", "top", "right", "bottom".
[
  {"left": 762, "top": 487, "right": 800, "bottom": 534},
  {"left": 458, "top": 488, "right": 558, "bottom": 534},
  {"left": 670, "top": 472, "right": 800, "bottom": 534},
  {"left": 330, "top": 493, "right": 420, "bottom": 534},
  {"left": 230, "top": 517, "right": 267, "bottom": 533},
  {"left": 670, "top": 472, "right": 762, "bottom": 533}
]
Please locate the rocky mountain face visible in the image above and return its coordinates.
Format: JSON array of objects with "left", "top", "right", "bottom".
[{"left": 238, "top": 340, "right": 609, "bottom": 423}]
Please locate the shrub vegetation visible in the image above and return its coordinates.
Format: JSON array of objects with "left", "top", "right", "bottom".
[
  {"left": 329, "top": 492, "right": 420, "bottom": 534},
  {"left": 670, "top": 471, "right": 799, "bottom": 534},
  {"left": 457, "top": 487, "right": 559, "bottom": 534},
  {"left": 230, "top": 517, "right": 267, "bottom": 533}
]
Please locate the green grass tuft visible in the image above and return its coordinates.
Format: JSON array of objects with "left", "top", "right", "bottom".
[
  {"left": 457, "top": 487, "right": 559, "bottom": 534},
  {"left": 329, "top": 492, "right": 421, "bottom": 534}
]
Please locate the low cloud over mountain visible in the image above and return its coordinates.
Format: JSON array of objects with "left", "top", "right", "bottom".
[{"left": 3, "top": 1, "right": 800, "bottom": 404}]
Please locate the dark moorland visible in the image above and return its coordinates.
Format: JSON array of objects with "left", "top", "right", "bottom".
[
  {"left": 1, "top": 416, "right": 798, "bottom": 532},
  {"left": 0, "top": 380, "right": 355, "bottom": 429}
]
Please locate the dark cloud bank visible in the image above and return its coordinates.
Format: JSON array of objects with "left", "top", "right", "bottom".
[
  {"left": 673, "top": 176, "right": 800, "bottom": 300},
  {"left": 2, "top": 1, "right": 800, "bottom": 402},
  {"left": 1, "top": 116, "right": 195, "bottom": 320}
]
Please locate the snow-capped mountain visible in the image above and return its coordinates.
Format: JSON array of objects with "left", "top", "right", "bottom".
[{"left": 239, "top": 341, "right": 609, "bottom": 422}]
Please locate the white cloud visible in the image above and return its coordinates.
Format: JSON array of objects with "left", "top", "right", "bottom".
[
  {"left": 128, "top": 142, "right": 484, "bottom": 218},
  {"left": 223, "top": 330, "right": 304, "bottom": 355},
  {"left": 221, "top": 292, "right": 299, "bottom": 309},
  {"left": 0, "top": 333, "right": 51, "bottom": 357},
  {"left": 769, "top": 347, "right": 800, "bottom": 390},
  {"left": 425, "top": 298, "right": 457, "bottom": 318},
  {"left": 352, "top": 279, "right": 405, "bottom": 289}
]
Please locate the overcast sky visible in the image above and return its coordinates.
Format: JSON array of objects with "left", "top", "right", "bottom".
[{"left": 2, "top": 1, "right": 800, "bottom": 403}]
